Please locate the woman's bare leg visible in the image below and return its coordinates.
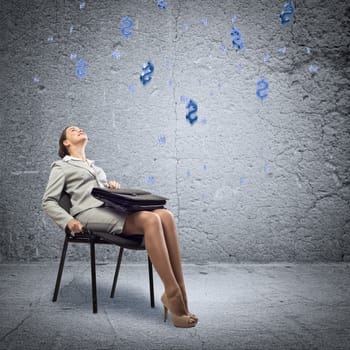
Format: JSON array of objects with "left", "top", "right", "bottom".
[
  {"left": 122, "top": 210, "right": 196, "bottom": 326},
  {"left": 152, "top": 209, "right": 196, "bottom": 318},
  {"left": 122, "top": 211, "right": 180, "bottom": 297}
]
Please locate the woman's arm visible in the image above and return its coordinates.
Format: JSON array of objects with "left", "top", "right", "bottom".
[{"left": 42, "top": 163, "right": 76, "bottom": 232}]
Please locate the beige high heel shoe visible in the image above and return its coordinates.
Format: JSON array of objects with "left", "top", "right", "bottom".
[
  {"left": 161, "top": 293, "right": 197, "bottom": 328},
  {"left": 162, "top": 293, "right": 198, "bottom": 323}
]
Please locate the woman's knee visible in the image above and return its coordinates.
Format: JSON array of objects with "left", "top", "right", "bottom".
[
  {"left": 122, "top": 211, "right": 161, "bottom": 234},
  {"left": 142, "top": 211, "right": 162, "bottom": 229},
  {"left": 154, "top": 209, "right": 175, "bottom": 224}
]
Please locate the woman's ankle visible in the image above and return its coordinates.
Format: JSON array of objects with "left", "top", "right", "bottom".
[
  {"left": 165, "top": 292, "right": 187, "bottom": 316},
  {"left": 165, "top": 285, "right": 182, "bottom": 299}
]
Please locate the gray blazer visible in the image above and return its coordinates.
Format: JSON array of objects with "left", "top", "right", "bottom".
[{"left": 42, "top": 157, "right": 109, "bottom": 231}]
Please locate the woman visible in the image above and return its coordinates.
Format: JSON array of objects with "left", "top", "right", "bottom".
[{"left": 42, "top": 126, "right": 198, "bottom": 328}]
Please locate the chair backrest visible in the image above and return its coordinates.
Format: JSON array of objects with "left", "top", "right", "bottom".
[{"left": 59, "top": 192, "right": 72, "bottom": 213}]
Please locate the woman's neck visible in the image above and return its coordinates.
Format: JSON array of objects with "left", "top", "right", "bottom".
[{"left": 69, "top": 147, "right": 86, "bottom": 161}]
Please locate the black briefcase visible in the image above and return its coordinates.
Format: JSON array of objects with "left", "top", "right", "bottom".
[{"left": 91, "top": 187, "right": 168, "bottom": 212}]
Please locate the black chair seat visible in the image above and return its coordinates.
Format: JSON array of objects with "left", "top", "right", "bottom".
[{"left": 89, "top": 231, "right": 145, "bottom": 250}]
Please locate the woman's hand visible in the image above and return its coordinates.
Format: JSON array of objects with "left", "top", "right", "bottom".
[
  {"left": 108, "top": 181, "right": 121, "bottom": 190},
  {"left": 67, "top": 219, "right": 84, "bottom": 233}
]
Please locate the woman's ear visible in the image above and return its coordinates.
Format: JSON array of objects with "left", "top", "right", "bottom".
[{"left": 63, "top": 139, "right": 70, "bottom": 148}]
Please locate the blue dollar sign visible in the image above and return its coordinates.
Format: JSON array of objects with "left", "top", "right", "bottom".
[
  {"left": 120, "top": 16, "right": 133, "bottom": 39},
  {"left": 186, "top": 99, "right": 198, "bottom": 125},
  {"left": 140, "top": 61, "right": 154, "bottom": 85},
  {"left": 146, "top": 176, "right": 155, "bottom": 185},
  {"left": 256, "top": 79, "right": 269, "bottom": 102},
  {"left": 157, "top": 0, "right": 168, "bottom": 9},
  {"left": 158, "top": 135, "right": 166, "bottom": 145},
  {"left": 280, "top": 1, "right": 295, "bottom": 25},
  {"left": 230, "top": 26, "right": 244, "bottom": 50},
  {"left": 75, "top": 59, "right": 87, "bottom": 79}
]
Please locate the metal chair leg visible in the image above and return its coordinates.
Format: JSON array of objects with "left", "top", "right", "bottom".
[
  {"left": 53, "top": 232, "right": 155, "bottom": 313},
  {"left": 90, "top": 235, "right": 97, "bottom": 313},
  {"left": 110, "top": 247, "right": 124, "bottom": 298},
  {"left": 148, "top": 256, "right": 155, "bottom": 308},
  {"left": 53, "top": 234, "right": 69, "bottom": 302}
]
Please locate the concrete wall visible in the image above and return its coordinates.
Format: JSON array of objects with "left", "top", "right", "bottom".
[{"left": 0, "top": 0, "right": 349, "bottom": 263}]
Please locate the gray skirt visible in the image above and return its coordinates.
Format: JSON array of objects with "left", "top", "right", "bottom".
[{"left": 75, "top": 205, "right": 129, "bottom": 235}]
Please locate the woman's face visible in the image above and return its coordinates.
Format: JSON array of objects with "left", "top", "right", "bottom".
[{"left": 64, "top": 126, "right": 88, "bottom": 146}]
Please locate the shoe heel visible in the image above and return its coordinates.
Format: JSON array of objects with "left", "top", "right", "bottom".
[{"left": 163, "top": 305, "right": 168, "bottom": 322}]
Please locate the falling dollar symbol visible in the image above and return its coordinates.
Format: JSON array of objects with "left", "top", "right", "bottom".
[
  {"left": 186, "top": 99, "right": 198, "bottom": 125},
  {"left": 280, "top": 1, "right": 295, "bottom": 25},
  {"left": 256, "top": 79, "right": 269, "bottom": 102},
  {"left": 75, "top": 59, "right": 87, "bottom": 79},
  {"left": 120, "top": 16, "right": 133, "bottom": 39},
  {"left": 157, "top": 0, "right": 168, "bottom": 9},
  {"left": 230, "top": 26, "right": 244, "bottom": 50},
  {"left": 140, "top": 61, "right": 154, "bottom": 85}
]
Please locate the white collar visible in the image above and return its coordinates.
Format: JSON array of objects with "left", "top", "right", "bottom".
[{"left": 62, "top": 155, "right": 95, "bottom": 166}]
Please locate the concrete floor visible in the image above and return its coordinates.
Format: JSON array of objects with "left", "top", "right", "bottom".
[{"left": 0, "top": 261, "right": 349, "bottom": 350}]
